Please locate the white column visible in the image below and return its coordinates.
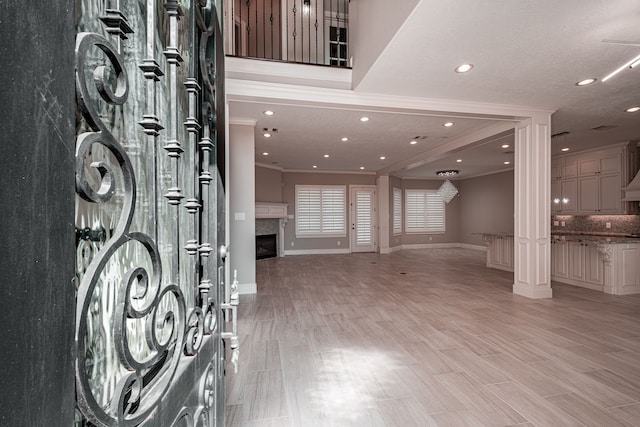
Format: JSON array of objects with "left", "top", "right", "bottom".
[
  {"left": 229, "top": 121, "right": 257, "bottom": 294},
  {"left": 377, "top": 175, "right": 390, "bottom": 253},
  {"left": 513, "top": 114, "right": 553, "bottom": 299}
]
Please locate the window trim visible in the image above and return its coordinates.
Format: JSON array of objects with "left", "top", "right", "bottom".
[
  {"left": 295, "top": 185, "right": 347, "bottom": 238},
  {"left": 393, "top": 187, "right": 402, "bottom": 236},
  {"left": 404, "top": 189, "right": 446, "bottom": 234}
]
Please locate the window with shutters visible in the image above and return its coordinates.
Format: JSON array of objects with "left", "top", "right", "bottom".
[
  {"left": 393, "top": 187, "right": 402, "bottom": 235},
  {"left": 404, "top": 189, "right": 445, "bottom": 233},
  {"left": 296, "top": 185, "right": 346, "bottom": 238}
]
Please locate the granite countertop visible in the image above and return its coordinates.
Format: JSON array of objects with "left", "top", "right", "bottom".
[
  {"left": 551, "top": 231, "right": 640, "bottom": 244},
  {"left": 475, "top": 231, "right": 640, "bottom": 244},
  {"left": 472, "top": 232, "right": 514, "bottom": 238}
]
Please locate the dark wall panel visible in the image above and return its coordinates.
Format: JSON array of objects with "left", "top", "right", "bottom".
[{"left": 0, "top": 1, "right": 76, "bottom": 425}]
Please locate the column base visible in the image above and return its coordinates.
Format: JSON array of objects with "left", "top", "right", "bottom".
[{"left": 513, "top": 282, "right": 553, "bottom": 299}]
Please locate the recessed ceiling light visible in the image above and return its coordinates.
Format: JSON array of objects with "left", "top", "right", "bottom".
[
  {"left": 312, "top": 165, "right": 317, "bottom": 169},
  {"left": 379, "top": 156, "right": 386, "bottom": 160},
  {"left": 359, "top": 166, "right": 365, "bottom": 170},
  {"left": 456, "top": 159, "right": 462, "bottom": 163},
  {"left": 341, "top": 137, "right": 349, "bottom": 142},
  {"left": 443, "top": 122, "right": 454, "bottom": 127},
  {"left": 455, "top": 63, "right": 473, "bottom": 73},
  {"left": 576, "top": 78, "right": 597, "bottom": 86},
  {"left": 263, "top": 110, "right": 275, "bottom": 116},
  {"left": 410, "top": 140, "right": 418, "bottom": 145},
  {"left": 263, "top": 133, "right": 271, "bottom": 138},
  {"left": 561, "top": 147, "right": 570, "bottom": 152},
  {"left": 262, "top": 152, "right": 269, "bottom": 156},
  {"left": 323, "top": 154, "right": 330, "bottom": 158},
  {"left": 504, "top": 161, "right": 511, "bottom": 165},
  {"left": 626, "top": 106, "right": 640, "bottom": 113},
  {"left": 360, "top": 116, "right": 370, "bottom": 122},
  {"left": 501, "top": 144, "right": 510, "bottom": 148}
]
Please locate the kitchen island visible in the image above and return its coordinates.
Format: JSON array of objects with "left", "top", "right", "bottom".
[{"left": 478, "top": 232, "right": 640, "bottom": 295}]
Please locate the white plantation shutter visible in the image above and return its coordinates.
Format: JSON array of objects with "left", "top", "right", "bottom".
[
  {"left": 393, "top": 187, "right": 402, "bottom": 235},
  {"left": 321, "top": 188, "right": 345, "bottom": 233},
  {"left": 356, "top": 191, "right": 373, "bottom": 244},
  {"left": 425, "top": 191, "right": 445, "bottom": 231},
  {"left": 296, "top": 185, "right": 346, "bottom": 237},
  {"left": 296, "top": 187, "right": 322, "bottom": 234},
  {"left": 405, "top": 189, "right": 445, "bottom": 233}
]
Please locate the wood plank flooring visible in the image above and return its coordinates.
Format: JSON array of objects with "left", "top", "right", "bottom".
[{"left": 225, "top": 248, "right": 640, "bottom": 427}]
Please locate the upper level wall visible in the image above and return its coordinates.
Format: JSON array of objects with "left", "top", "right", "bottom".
[{"left": 349, "top": 0, "right": 420, "bottom": 89}]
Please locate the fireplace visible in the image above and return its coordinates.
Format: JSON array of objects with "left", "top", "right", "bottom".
[{"left": 256, "top": 234, "right": 277, "bottom": 260}]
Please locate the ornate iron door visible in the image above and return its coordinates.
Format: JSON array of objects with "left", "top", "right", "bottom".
[{"left": 74, "top": 0, "right": 231, "bottom": 425}]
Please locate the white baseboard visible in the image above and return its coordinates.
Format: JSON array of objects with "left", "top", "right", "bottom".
[
  {"left": 381, "top": 245, "right": 402, "bottom": 254},
  {"left": 400, "top": 243, "right": 487, "bottom": 251},
  {"left": 238, "top": 282, "right": 257, "bottom": 295},
  {"left": 459, "top": 243, "right": 487, "bottom": 251},
  {"left": 284, "top": 248, "right": 351, "bottom": 256},
  {"left": 282, "top": 243, "right": 484, "bottom": 257}
]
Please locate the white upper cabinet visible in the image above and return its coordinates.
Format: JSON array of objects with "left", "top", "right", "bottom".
[{"left": 552, "top": 142, "right": 637, "bottom": 215}]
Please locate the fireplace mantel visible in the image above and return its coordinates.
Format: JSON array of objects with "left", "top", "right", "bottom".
[{"left": 255, "top": 202, "right": 288, "bottom": 219}]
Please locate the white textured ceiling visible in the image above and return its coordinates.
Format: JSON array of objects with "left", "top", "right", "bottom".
[{"left": 227, "top": 0, "right": 640, "bottom": 179}]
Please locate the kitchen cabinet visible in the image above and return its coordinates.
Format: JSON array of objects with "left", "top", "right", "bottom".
[
  {"left": 552, "top": 143, "right": 636, "bottom": 215},
  {"left": 483, "top": 234, "right": 514, "bottom": 272},
  {"left": 552, "top": 179, "right": 577, "bottom": 214},
  {"left": 550, "top": 240, "right": 569, "bottom": 278},
  {"left": 552, "top": 240, "right": 605, "bottom": 291}
]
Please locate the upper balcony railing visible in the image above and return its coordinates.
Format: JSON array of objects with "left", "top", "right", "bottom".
[{"left": 226, "top": 0, "right": 350, "bottom": 67}]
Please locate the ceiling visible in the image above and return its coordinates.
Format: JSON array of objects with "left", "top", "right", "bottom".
[{"left": 227, "top": 0, "right": 640, "bottom": 180}]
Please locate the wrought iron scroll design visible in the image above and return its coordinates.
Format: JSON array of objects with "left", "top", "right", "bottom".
[{"left": 75, "top": 28, "right": 187, "bottom": 427}]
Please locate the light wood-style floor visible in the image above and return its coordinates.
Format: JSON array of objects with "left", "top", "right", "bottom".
[{"left": 225, "top": 248, "right": 640, "bottom": 427}]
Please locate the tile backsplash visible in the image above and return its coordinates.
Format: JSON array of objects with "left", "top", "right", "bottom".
[{"left": 551, "top": 215, "right": 640, "bottom": 235}]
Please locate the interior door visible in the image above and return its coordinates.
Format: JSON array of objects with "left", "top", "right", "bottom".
[
  {"left": 350, "top": 186, "right": 377, "bottom": 253},
  {"left": 74, "top": 1, "right": 230, "bottom": 425}
]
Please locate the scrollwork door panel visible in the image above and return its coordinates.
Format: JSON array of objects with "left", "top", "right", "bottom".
[{"left": 74, "top": 1, "right": 226, "bottom": 425}]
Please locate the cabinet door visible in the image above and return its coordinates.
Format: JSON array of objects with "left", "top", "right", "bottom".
[
  {"left": 562, "top": 161, "right": 578, "bottom": 179},
  {"left": 600, "top": 154, "right": 621, "bottom": 175},
  {"left": 551, "top": 181, "right": 561, "bottom": 213},
  {"left": 501, "top": 237, "right": 513, "bottom": 269},
  {"left": 561, "top": 179, "right": 578, "bottom": 213},
  {"left": 552, "top": 241, "right": 569, "bottom": 278},
  {"left": 584, "top": 244, "right": 603, "bottom": 285},
  {"left": 599, "top": 174, "right": 622, "bottom": 213},
  {"left": 578, "top": 177, "right": 598, "bottom": 213},
  {"left": 569, "top": 242, "right": 586, "bottom": 281},
  {"left": 579, "top": 158, "right": 598, "bottom": 176}
]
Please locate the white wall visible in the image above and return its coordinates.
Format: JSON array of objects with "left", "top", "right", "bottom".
[
  {"left": 349, "top": 0, "right": 420, "bottom": 87},
  {"left": 229, "top": 123, "right": 256, "bottom": 293},
  {"left": 459, "top": 171, "right": 515, "bottom": 246}
]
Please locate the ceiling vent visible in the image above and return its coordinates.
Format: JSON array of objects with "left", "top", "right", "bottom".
[
  {"left": 590, "top": 125, "right": 619, "bottom": 131},
  {"left": 413, "top": 136, "right": 428, "bottom": 140},
  {"left": 263, "top": 127, "right": 278, "bottom": 133}
]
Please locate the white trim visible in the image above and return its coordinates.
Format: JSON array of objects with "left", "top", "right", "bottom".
[
  {"left": 255, "top": 162, "right": 284, "bottom": 171},
  {"left": 225, "top": 78, "right": 555, "bottom": 118},
  {"left": 238, "top": 282, "right": 257, "bottom": 295},
  {"left": 285, "top": 168, "right": 376, "bottom": 175},
  {"left": 226, "top": 56, "right": 352, "bottom": 90},
  {"left": 401, "top": 243, "right": 458, "bottom": 250},
  {"left": 459, "top": 243, "right": 487, "bottom": 251},
  {"left": 284, "top": 248, "right": 351, "bottom": 256},
  {"left": 229, "top": 118, "right": 257, "bottom": 126}
]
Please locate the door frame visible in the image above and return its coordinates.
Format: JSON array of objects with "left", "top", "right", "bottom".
[{"left": 349, "top": 185, "right": 377, "bottom": 253}]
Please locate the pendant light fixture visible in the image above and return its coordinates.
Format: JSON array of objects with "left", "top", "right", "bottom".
[{"left": 436, "top": 170, "right": 459, "bottom": 203}]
